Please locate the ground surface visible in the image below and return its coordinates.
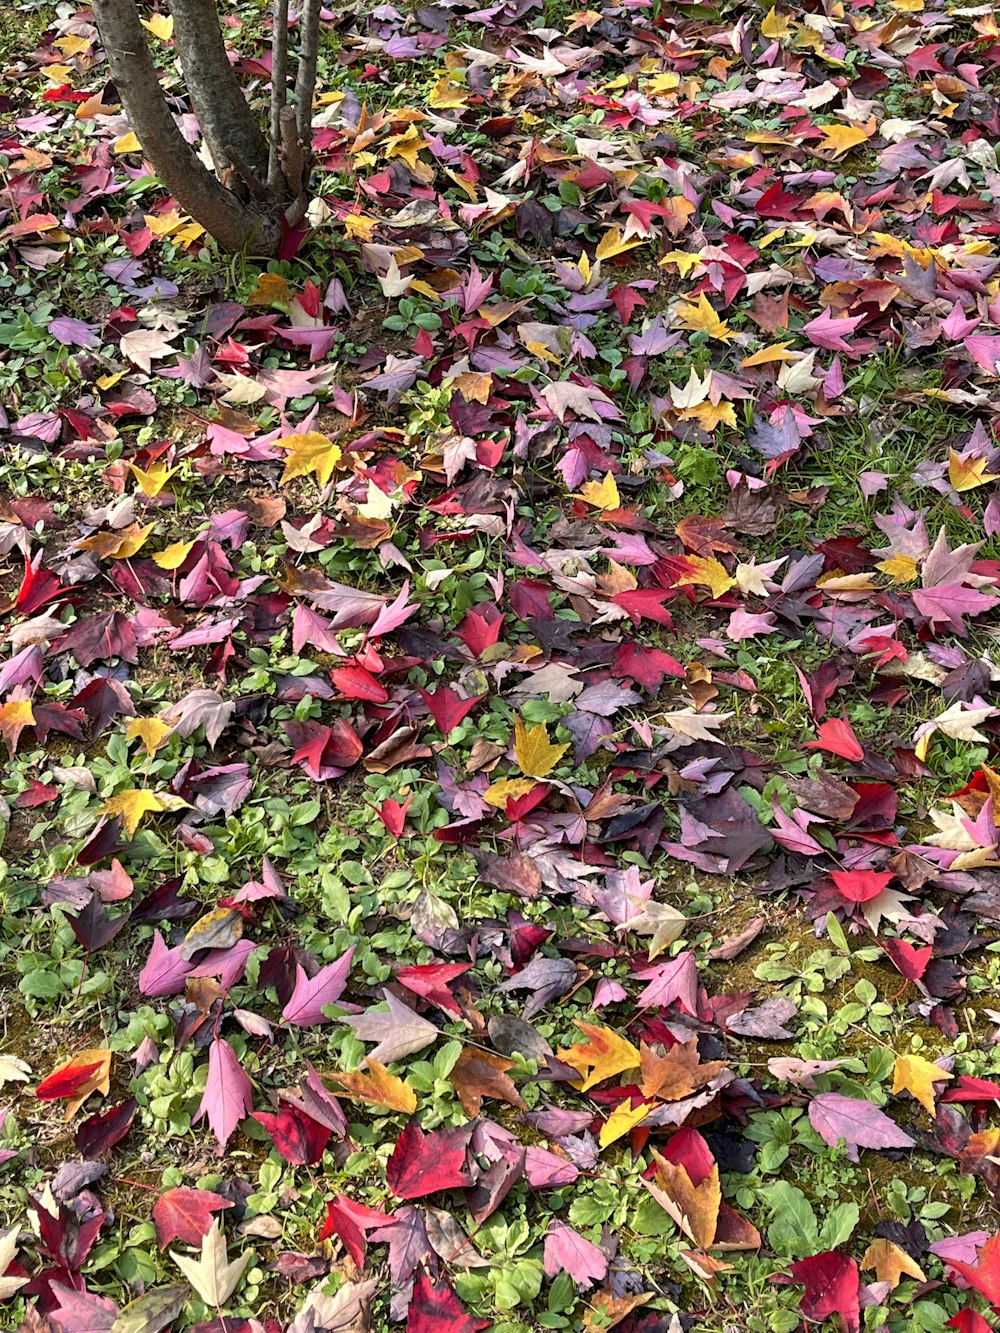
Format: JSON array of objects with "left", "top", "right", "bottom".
[{"left": 2, "top": 0, "right": 1000, "bottom": 1330}]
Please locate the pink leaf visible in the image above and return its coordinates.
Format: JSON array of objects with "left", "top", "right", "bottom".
[
  {"left": 195, "top": 1037, "right": 254, "bottom": 1154},
  {"left": 367, "top": 580, "right": 419, "bottom": 638},
  {"left": 543, "top": 1221, "right": 608, "bottom": 1289},
  {"left": 281, "top": 950, "right": 354, "bottom": 1027},
  {"left": 808, "top": 1092, "right": 914, "bottom": 1162}
]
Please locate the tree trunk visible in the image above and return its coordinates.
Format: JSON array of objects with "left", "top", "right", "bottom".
[
  {"left": 90, "top": 0, "right": 325, "bottom": 255},
  {"left": 168, "top": 0, "right": 270, "bottom": 187},
  {"left": 92, "top": 0, "right": 281, "bottom": 253}
]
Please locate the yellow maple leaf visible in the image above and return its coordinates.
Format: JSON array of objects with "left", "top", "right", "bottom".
[
  {"left": 129, "top": 461, "right": 177, "bottom": 497},
  {"left": 760, "top": 7, "right": 795, "bottom": 39},
  {"left": 99, "top": 789, "right": 183, "bottom": 838},
  {"left": 949, "top": 448, "right": 1000, "bottom": 492},
  {"left": 428, "top": 76, "right": 468, "bottom": 110},
  {"left": 0, "top": 700, "right": 35, "bottom": 756},
  {"left": 674, "top": 293, "right": 731, "bottom": 342},
  {"left": 344, "top": 213, "right": 378, "bottom": 243},
  {"left": 483, "top": 776, "right": 539, "bottom": 809},
  {"left": 144, "top": 210, "right": 184, "bottom": 237},
  {"left": 140, "top": 13, "right": 174, "bottom": 40},
  {"left": 513, "top": 717, "right": 569, "bottom": 779},
  {"left": 741, "top": 342, "right": 797, "bottom": 367},
  {"left": 659, "top": 250, "right": 703, "bottom": 278},
  {"left": 599, "top": 1099, "right": 656, "bottom": 1147},
  {"left": 279, "top": 432, "right": 343, "bottom": 488},
  {"left": 113, "top": 132, "right": 142, "bottom": 155},
  {"left": 595, "top": 226, "right": 645, "bottom": 262},
  {"left": 153, "top": 540, "right": 196, "bottom": 571},
  {"left": 815, "top": 123, "right": 872, "bottom": 158},
  {"left": 575, "top": 472, "right": 621, "bottom": 512},
  {"left": 674, "top": 556, "right": 736, "bottom": 600},
  {"left": 125, "top": 717, "right": 173, "bottom": 756},
  {"left": 55, "top": 34, "right": 90, "bottom": 56},
  {"left": 450, "top": 371, "right": 493, "bottom": 403},
  {"left": 876, "top": 554, "right": 919, "bottom": 585},
  {"left": 861, "top": 1238, "right": 926, "bottom": 1290},
  {"left": 384, "top": 126, "right": 426, "bottom": 170},
  {"left": 41, "top": 64, "right": 75, "bottom": 85},
  {"left": 77, "top": 522, "right": 155, "bottom": 561},
  {"left": 327, "top": 1059, "right": 417, "bottom": 1113},
  {"left": 678, "top": 400, "right": 738, "bottom": 432},
  {"left": 557, "top": 1022, "right": 641, "bottom": 1092},
  {"left": 892, "top": 1053, "right": 952, "bottom": 1115},
  {"left": 111, "top": 522, "right": 155, "bottom": 559}
]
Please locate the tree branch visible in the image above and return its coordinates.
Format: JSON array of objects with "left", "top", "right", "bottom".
[
  {"left": 267, "top": 0, "right": 290, "bottom": 194},
  {"left": 293, "top": 0, "right": 321, "bottom": 147},
  {"left": 168, "top": 0, "right": 270, "bottom": 187}
]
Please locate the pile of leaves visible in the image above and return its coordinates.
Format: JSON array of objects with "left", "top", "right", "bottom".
[{"left": 3, "top": 0, "right": 1000, "bottom": 1328}]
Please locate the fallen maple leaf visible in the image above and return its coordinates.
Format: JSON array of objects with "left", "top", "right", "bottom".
[
  {"left": 808, "top": 1092, "right": 914, "bottom": 1161},
  {"left": 803, "top": 715, "right": 864, "bottom": 762},
  {"left": 153, "top": 1187, "right": 232, "bottom": 1249},
  {"left": 543, "top": 1220, "right": 608, "bottom": 1288},
  {"left": 774, "top": 1251, "right": 860, "bottom": 1332},
  {"left": 195, "top": 1037, "right": 254, "bottom": 1153},
  {"left": 35, "top": 1048, "right": 111, "bottom": 1120},
  {"left": 949, "top": 448, "right": 999, "bottom": 493},
  {"left": 328, "top": 1059, "right": 417, "bottom": 1114},
  {"left": 640, "top": 1040, "right": 727, "bottom": 1102},
  {"left": 513, "top": 716, "right": 568, "bottom": 778},
  {"left": 318, "top": 1195, "right": 395, "bottom": 1268},
  {"left": 279, "top": 431, "right": 343, "bottom": 487},
  {"left": 407, "top": 1267, "right": 490, "bottom": 1333},
  {"left": 340, "top": 988, "right": 439, "bottom": 1063},
  {"left": 892, "top": 1053, "right": 953, "bottom": 1115},
  {"left": 861, "top": 1237, "right": 925, "bottom": 1290},
  {"left": 575, "top": 472, "right": 621, "bottom": 512},
  {"left": 99, "top": 788, "right": 187, "bottom": 838},
  {"left": 281, "top": 951, "right": 354, "bottom": 1026},
  {"left": 171, "top": 1218, "right": 250, "bottom": 1306},
  {"left": 0, "top": 699, "right": 35, "bottom": 756},
  {"left": 556, "top": 1022, "right": 640, "bottom": 1092},
  {"left": 449, "top": 1047, "right": 525, "bottom": 1116},
  {"left": 385, "top": 1118, "right": 474, "bottom": 1199},
  {"left": 645, "top": 1153, "right": 721, "bottom": 1250}
]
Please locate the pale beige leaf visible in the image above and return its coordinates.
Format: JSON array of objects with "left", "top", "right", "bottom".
[{"left": 171, "top": 1220, "right": 250, "bottom": 1306}]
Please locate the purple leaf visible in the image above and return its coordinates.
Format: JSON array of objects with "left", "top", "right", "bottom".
[
  {"left": 340, "top": 989, "right": 438, "bottom": 1062},
  {"left": 633, "top": 951, "right": 698, "bottom": 1011},
  {"left": 808, "top": 1093, "right": 915, "bottom": 1162},
  {"left": 49, "top": 316, "right": 100, "bottom": 349},
  {"left": 281, "top": 950, "right": 354, "bottom": 1026}
]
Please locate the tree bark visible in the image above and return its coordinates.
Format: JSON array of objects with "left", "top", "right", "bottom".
[
  {"left": 168, "top": 0, "right": 270, "bottom": 187},
  {"left": 267, "top": 0, "right": 290, "bottom": 194},
  {"left": 293, "top": 0, "right": 321, "bottom": 146},
  {"left": 91, "top": 0, "right": 280, "bottom": 253}
]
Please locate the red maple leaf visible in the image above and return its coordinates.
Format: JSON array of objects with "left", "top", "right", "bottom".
[
  {"left": 406, "top": 1267, "right": 490, "bottom": 1333},
  {"left": 803, "top": 716, "right": 864, "bottom": 762}
]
